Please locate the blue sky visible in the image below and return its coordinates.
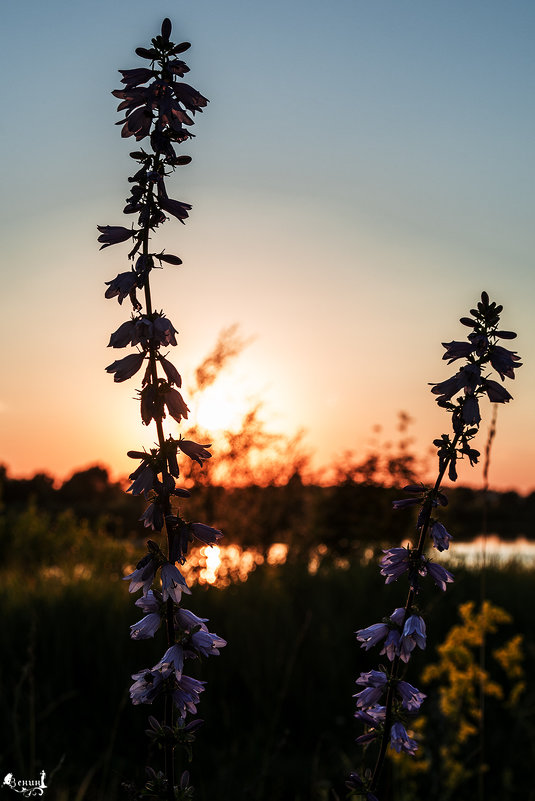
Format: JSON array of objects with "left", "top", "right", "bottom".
[{"left": 1, "top": 0, "right": 534, "bottom": 491}]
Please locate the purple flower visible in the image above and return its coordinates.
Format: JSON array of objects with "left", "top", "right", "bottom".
[
  {"left": 129, "top": 667, "right": 165, "bottom": 705},
  {"left": 379, "top": 547, "right": 411, "bottom": 584},
  {"left": 159, "top": 197, "right": 192, "bottom": 223},
  {"left": 441, "top": 340, "right": 476, "bottom": 363},
  {"left": 399, "top": 615, "right": 426, "bottom": 662},
  {"left": 190, "top": 522, "right": 223, "bottom": 545},
  {"left": 483, "top": 379, "right": 513, "bottom": 403},
  {"left": 105, "top": 271, "right": 140, "bottom": 304},
  {"left": 97, "top": 224, "right": 136, "bottom": 249},
  {"left": 356, "top": 623, "right": 390, "bottom": 651},
  {"left": 106, "top": 352, "right": 145, "bottom": 383},
  {"left": 161, "top": 562, "right": 191, "bottom": 603},
  {"left": 354, "top": 670, "right": 388, "bottom": 708},
  {"left": 397, "top": 680, "right": 426, "bottom": 712},
  {"left": 140, "top": 502, "right": 164, "bottom": 531},
  {"left": 489, "top": 345, "right": 522, "bottom": 380},
  {"left": 175, "top": 607, "right": 209, "bottom": 634},
  {"left": 354, "top": 705, "right": 386, "bottom": 725},
  {"left": 134, "top": 588, "right": 161, "bottom": 614},
  {"left": 153, "top": 316, "right": 178, "bottom": 345},
  {"left": 130, "top": 612, "right": 162, "bottom": 640},
  {"left": 123, "top": 554, "right": 158, "bottom": 595},
  {"left": 190, "top": 629, "right": 227, "bottom": 657},
  {"left": 381, "top": 629, "right": 400, "bottom": 661},
  {"left": 178, "top": 439, "right": 212, "bottom": 466},
  {"left": 390, "top": 722, "right": 418, "bottom": 755},
  {"left": 392, "top": 497, "right": 421, "bottom": 510},
  {"left": 163, "top": 388, "right": 190, "bottom": 423},
  {"left": 389, "top": 607, "right": 405, "bottom": 626},
  {"left": 430, "top": 521, "right": 452, "bottom": 551},
  {"left": 425, "top": 560, "right": 454, "bottom": 591},
  {"left": 128, "top": 464, "right": 155, "bottom": 497},
  {"left": 430, "top": 363, "right": 482, "bottom": 403},
  {"left": 108, "top": 320, "right": 139, "bottom": 348},
  {"left": 159, "top": 356, "right": 182, "bottom": 387},
  {"left": 154, "top": 644, "right": 185, "bottom": 679},
  {"left": 172, "top": 675, "right": 206, "bottom": 717}
]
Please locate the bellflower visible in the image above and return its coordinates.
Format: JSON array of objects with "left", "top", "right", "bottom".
[
  {"left": 356, "top": 623, "right": 390, "bottom": 651},
  {"left": 430, "top": 520, "right": 452, "bottom": 551},
  {"left": 399, "top": 615, "right": 426, "bottom": 663},
  {"left": 350, "top": 293, "right": 521, "bottom": 798},
  {"left": 130, "top": 612, "right": 162, "bottom": 640},
  {"left": 123, "top": 554, "right": 158, "bottom": 595},
  {"left": 161, "top": 562, "right": 191, "bottom": 603},
  {"left": 100, "top": 21, "right": 222, "bottom": 796},
  {"left": 390, "top": 722, "right": 418, "bottom": 755},
  {"left": 172, "top": 675, "right": 206, "bottom": 718},
  {"left": 397, "top": 680, "right": 426, "bottom": 712}
]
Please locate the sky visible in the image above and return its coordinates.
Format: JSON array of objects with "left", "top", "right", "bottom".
[{"left": 1, "top": 0, "right": 534, "bottom": 493}]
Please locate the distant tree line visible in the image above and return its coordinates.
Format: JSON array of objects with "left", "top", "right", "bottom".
[{"left": 1, "top": 463, "right": 533, "bottom": 556}]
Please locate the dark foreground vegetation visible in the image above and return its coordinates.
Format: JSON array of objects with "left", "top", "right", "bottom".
[{"left": 1, "top": 474, "right": 534, "bottom": 801}]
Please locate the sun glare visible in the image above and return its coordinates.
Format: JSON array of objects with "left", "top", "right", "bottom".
[{"left": 193, "top": 378, "right": 248, "bottom": 433}]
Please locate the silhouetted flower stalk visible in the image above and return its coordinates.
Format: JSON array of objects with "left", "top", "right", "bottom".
[
  {"left": 348, "top": 292, "right": 521, "bottom": 800},
  {"left": 98, "top": 19, "right": 225, "bottom": 800}
]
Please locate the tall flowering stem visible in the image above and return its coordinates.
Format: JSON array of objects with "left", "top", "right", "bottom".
[
  {"left": 348, "top": 292, "right": 521, "bottom": 800},
  {"left": 98, "top": 19, "right": 225, "bottom": 800}
]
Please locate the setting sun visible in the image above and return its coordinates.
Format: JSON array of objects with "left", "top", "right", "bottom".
[{"left": 191, "top": 374, "right": 255, "bottom": 434}]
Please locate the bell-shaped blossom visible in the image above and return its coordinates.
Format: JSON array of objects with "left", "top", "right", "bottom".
[
  {"left": 161, "top": 562, "right": 191, "bottom": 603},
  {"left": 489, "top": 345, "right": 522, "bottom": 380},
  {"left": 179, "top": 439, "right": 212, "bottom": 466},
  {"left": 106, "top": 352, "right": 145, "bottom": 383},
  {"left": 425, "top": 560, "right": 454, "bottom": 591},
  {"left": 154, "top": 644, "right": 185, "bottom": 679},
  {"left": 97, "top": 224, "right": 136, "bottom": 249},
  {"left": 129, "top": 667, "right": 165, "bottom": 705},
  {"left": 430, "top": 521, "right": 452, "bottom": 551},
  {"left": 163, "top": 388, "right": 190, "bottom": 423},
  {"left": 190, "top": 629, "right": 227, "bottom": 658},
  {"left": 123, "top": 554, "right": 158, "bottom": 595},
  {"left": 354, "top": 705, "right": 386, "bottom": 726},
  {"left": 108, "top": 320, "right": 139, "bottom": 348},
  {"left": 159, "top": 196, "right": 192, "bottom": 223},
  {"left": 190, "top": 522, "right": 223, "bottom": 546},
  {"left": 130, "top": 612, "right": 162, "bottom": 640},
  {"left": 159, "top": 356, "right": 182, "bottom": 387},
  {"left": 172, "top": 675, "right": 206, "bottom": 718},
  {"left": 128, "top": 464, "right": 155, "bottom": 497},
  {"left": 483, "top": 379, "right": 513, "bottom": 403},
  {"left": 399, "top": 614, "right": 427, "bottom": 663},
  {"left": 356, "top": 622, "right": 390, "bottom": 651},
  {"left": 153, "top": 316, "right": 178, "bottom": 345},
  {"left": 397, "top": 680, "right": 426, "bottom": 712},
  {"left": 441, "top": 340, "right": 476, "bottom": 363},
  {"left": 379, "top": 547, "right": 411, "bottom": 584},
  {"left": 390, "top": 722, "right": 418, "bottom": 755},
  {"left": 354, "top": 670, "right": 388, "bottom": 709},
  {"left": 175, "top": 607, "right": 209, "bottom": 634},
  {"left": 134, "top": 589, "right": 162, "bottom": 614},
  {"left": 105, "top": 271, "right": 140, "bottom": 304},
  {"left": 381, "top": 629, "right": 400, "bottom": 661},
  {"left": 140, "top": 502, "right": 164, "bottom": 531}
]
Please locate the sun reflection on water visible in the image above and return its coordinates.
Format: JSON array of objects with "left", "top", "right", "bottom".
[{"left": 180, "top": 542, "right": 289, "bottom": 588}]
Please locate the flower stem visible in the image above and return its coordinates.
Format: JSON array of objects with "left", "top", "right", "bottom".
[{"left": 370, "top": 432, "right": 461, "bottom": 791}]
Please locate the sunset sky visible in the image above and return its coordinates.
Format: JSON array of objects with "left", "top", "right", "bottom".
[{"left": 1, "top": 0, "right": 534, "bottom": 493}]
